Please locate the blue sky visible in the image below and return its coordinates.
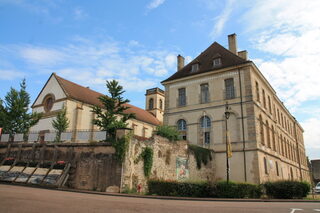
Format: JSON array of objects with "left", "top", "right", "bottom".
[{"left": 0, "top": 0, "right": 319, "bottom": 159}]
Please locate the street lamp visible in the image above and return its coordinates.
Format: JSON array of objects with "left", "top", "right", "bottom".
[{"left": 225, "top": 102, "right": 231, "bottom": 183}]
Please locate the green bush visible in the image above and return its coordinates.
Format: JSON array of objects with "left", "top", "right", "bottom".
[
  {"left": 155, "top": 125, "right": 181, "bottom": 141},
  {"left": 188, "top": 145, "right": 212, "bottom": 169},
  {"left": 264, "top": 181, "right": 310, "bottom": 199},
  {"left": 147, "top": 179, "right": 262, "bottom": 198},
  {"left": 214, "top": 181, "right": 262, "bottom": 198},
  {"left": 148, "top": 179, "right": 211, "bottom": 197}
]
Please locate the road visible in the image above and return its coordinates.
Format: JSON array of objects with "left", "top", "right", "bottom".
[{"left": 0, "top": 184, "right": 319, "bottom": 213}]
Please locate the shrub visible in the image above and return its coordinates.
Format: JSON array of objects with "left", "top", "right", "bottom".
[
  {"left": 148, "top": 179, "right": 211, "bottom": 197},
  {"left": 147, "top": 179, "right": 262, "bottom": 198},
  {"left": 188, "top": 145, "right": 212, "bottom": 169},
  {"left": 214, "top": 181, "right": 262, "bottom": 198},
  {"left": 155, "top": 125, "right": 181, "bottom": 141},
  {"left": 264, "top": 180, "right": 310, "bottom": 199}
]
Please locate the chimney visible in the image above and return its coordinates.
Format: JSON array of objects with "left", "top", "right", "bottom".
[
  {"left": 238, "top": 50, "right": 248, "bottom": 60},
  {"left": 228, "top": 33, "right": 238, "bottom": 55},
  {"left": 177, "top": 55, "right": 185, "bottom": 71}
]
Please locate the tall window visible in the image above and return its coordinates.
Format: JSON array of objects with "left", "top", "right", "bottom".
[
  {"left": 276, "top": 161, "right": 279, "bottom": 176},
  {"left": 159, "top": 99, "right": 163, "bottom": 110},
  {"left": 200, "top": 83, "right": 209, "bottom": 103},
  {"left": 264, "top": 157, "right": 268, "bottom": 175},
  {"left": 177, "top": 119, "right": 187, "bottom": 140},
  {"left": 178, "top": 88, "right": 186, "bottom": 106},
  {"left": 200, "top": 116, "right": 211, "bottom": 144},
  {"left": 266, "top": 121, "right": 271, "bottom": 148},
  {"left": 268, "top": 96, "right": 272, "bottom": 114},
  {"left": 149, "top": 98, "right": 154, "bottom": 110},
  {"left": 225, "top": 78, "right": 235, "bottom": 99},
  {"left": 262, "top": 89, "right": 266, "bottom": 108},
  {"left": 259, "top": 115, "right": 265, "bottom": 145},
  {"left": 272, "top": 125, "right": 276, "bottom": 151},
  {"left": 256, "top": 81, "right": 260, "bottom": 102}
]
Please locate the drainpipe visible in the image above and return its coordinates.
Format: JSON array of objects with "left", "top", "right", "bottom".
[{"left": 238, "top": 68, "right": 247, "bottom": 182}]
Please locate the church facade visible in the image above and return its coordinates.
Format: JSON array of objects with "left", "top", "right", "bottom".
[{"left": 161, "top": 34, "right": 310, "bottom": 183}]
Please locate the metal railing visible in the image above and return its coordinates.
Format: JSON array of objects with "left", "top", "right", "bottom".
[{"left": 0, "top": 130, "right": 108, "bottom": 143}]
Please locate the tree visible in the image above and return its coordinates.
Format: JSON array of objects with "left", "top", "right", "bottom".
[
  {"left": 0, "top": 79, "right": 42, "bottom": 140},
  {"left": 91, "top": 80, "right": 135, "bottom": 139},
  {"left": 52, "top": 107, "right": 69, "bottom": 142}
]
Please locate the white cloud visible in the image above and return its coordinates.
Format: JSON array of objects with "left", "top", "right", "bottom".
[
  {"left": 0, "top": 69, "right": 25, "bottom": 80},
  {"left": 210, "top": 0, "right": 235, "bottom": 38},
  {"left": 3, "top": 37, "right": 178, "bottom": 92},
  {"left": 20, "top": 47, "right": 64, "bottom": 65},
  {"left": 147, "top": 0, "right": 165, "bottom": 10},
  {"left": 301, "top": 118, "right": 320, "bottom": 149}
]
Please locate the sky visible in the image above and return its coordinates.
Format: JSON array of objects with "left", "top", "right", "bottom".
[{"left": 0, "top": 0, "right": 319, "bottom": 160}]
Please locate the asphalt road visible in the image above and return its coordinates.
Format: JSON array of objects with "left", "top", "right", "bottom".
[{"left": 0, "top": 184, "right": 319, "bottom": 213}]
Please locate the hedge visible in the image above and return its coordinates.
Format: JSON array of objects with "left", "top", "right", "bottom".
[
  {"left": 264, "top": 181, "right": 310, "bottom": 199},
  {"left": 147, "top": 179, "right": 262, "bottom": 198}
]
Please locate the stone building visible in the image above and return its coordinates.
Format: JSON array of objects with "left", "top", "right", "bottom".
[
  {"left": 30, "top": 73, "right": 160, "bottom": 140},
  {"left": 161, "top": 34, "right": 310, "bottom": 184}
]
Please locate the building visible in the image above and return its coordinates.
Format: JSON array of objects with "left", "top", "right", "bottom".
[
  {"left": 161, "top": 34, "right": 310, "bottom": 184},
  {"left": 311, "top": 159, "right": 320, "bottom": 184},
  {"left": 30, "top": 73, "right": 160, "bottom": 141}
]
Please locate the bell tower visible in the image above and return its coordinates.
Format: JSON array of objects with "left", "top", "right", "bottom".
[{"left": 145, "top": 87, "right": 165, "bottom": 123}]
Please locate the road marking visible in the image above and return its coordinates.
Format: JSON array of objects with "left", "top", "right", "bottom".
[{"left": 290, "top": 209, "right": 303, "bottom": 213}]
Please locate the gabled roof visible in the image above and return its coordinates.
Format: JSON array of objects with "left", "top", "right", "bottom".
[
  {"left": 44, "top": 73, "right": 160, "bottom": 126},
  {"left": 162, "top": 42, "right": 250, "bottom": 83}
]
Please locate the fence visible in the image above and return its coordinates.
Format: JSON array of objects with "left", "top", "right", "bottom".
[{"left": 0, "top": 130, "right": 108, "bottom": 143}]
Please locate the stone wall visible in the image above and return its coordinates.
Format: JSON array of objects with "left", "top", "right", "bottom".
[
  {"left": 0, "top": 142, "right": 121, "bottom": 192},
  {"left": 122, "top": 135, "right": 215, "bottom": 192}
]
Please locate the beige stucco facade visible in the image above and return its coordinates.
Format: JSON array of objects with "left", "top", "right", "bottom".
[
  {"left": 30, "top": 74, "right": 157, "bottom": 140},
  {"left": 162, "top": 35, "right": 310, "bottom": 184}
]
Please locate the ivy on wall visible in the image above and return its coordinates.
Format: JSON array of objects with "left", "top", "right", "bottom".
[
  {"left": 112, "top": 134, "right": 131, "bottom": 163},
  {"left": 188, "top": 144, "right": 212, "bottom": 169},
  {"left": 135, "top": 147, "right": 154, "bottom": 177}
]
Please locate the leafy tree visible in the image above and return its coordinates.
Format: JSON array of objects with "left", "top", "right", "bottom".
[
  {"left": 155, "top": 125, "right": 181, "bottom": 141},
  {"left": 52, "top": 107, "right": 69, "bottom": 142},
  {"left": 0, "top": 79, "right": 42, "bottom": 140},
  {"left": 91, "top": 80, "right": 135, "bottom": 139}
]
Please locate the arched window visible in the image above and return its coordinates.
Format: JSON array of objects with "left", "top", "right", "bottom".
[
  {"left": 200, "top": 115, "right": 211, "bottom": 144},
  {"left": 266, "top": 121, "right": 271, "bottom": 148},
  {"left": 259, "top": 115, "right": 265, "bottom": 145},
  {"left": 200, "top": 116, "right": 211, "bottom": 128},
  {"left": 177, "top": 119, "right": 187, "bottom": 131},
  {"left": 149, "top": 98, "right": 154, "bottom": 110},
  {"left": 159, "top": 99, "right": 163, "bottom": 110},
  {"left": 177, "top": 119, "right": 187, "bottom": 140}
]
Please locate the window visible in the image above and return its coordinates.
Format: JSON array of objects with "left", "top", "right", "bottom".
[
  {"left": 204, "top": 132, "right": 210, "bottom": 144},
  {"left": 43, "top": 95, "right": 54, "bottom": 112},
  {"left": 149, "top": 98, "right": 154, "bottom": 110},
  {"left": 178, "top": 88, "right": 186, "bottom": 106},
  {"left": 272, "top": 125, "right": 276, "bottom": 151},
  {"left": 200, "top": 83, "right": 209, "bottom": 103},
  {"left": 264, "top": 157, "right": 268, "bottom": 175},
  {"left": 262, "top": 89, "right": 266, "bottom": 108},
  {"left": 191, "top": 63, "right": 199, "bottom": 72},
  {"left": 259, "top": 115, "right": 265, "bottom": 145},
  {"left": 268, "top": 96, "right": 272, "bottom": 114},
  {"left": 177, "top": 119, "right": 187, "bottom": 131},
  {"left": 200, "top": 116, "right": 211, "bottom": 128},
  {"left": 213, "top": 58, "right": 221, "bottom": 67},
  {"left": 256, "top": 81, "right": 260, "bottom": 102},
  {"left": 159, "top": 99, "right": 163, "bottom": 110},
  {"left": 266, "top": 121, "right": 271, "bottom": 148},
  {"left": 225, "top": 78, "right": 235, "bottom": 99},
  {"left": 200, "top": 116, "right": 211, "bottom": 144},
  {"left": 276, "top": 161, "right": 279, "bottom": 176}
]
